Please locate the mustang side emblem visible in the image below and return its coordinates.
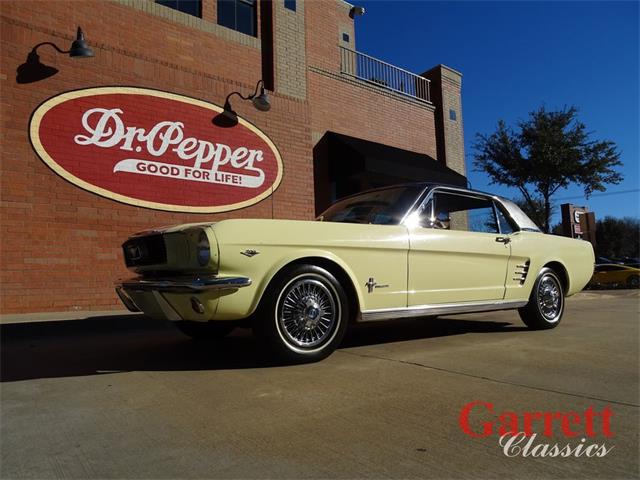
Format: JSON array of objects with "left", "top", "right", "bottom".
[
  {"left": 365, "top": 277, "right": 389, "bottom": 293},
  {"left": 241, "top": 249, "right": 260, "bottom": 257}
]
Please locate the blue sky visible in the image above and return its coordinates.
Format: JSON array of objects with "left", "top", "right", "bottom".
[{"left": 354, "top": 0, "right": 639, "bottom": 223}]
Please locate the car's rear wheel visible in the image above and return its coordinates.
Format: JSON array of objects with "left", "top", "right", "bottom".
[
  {"left": 518, "top": 267, "right": 564, "bottom": 330},
  {"left": 627, "top": 275, "right": 639, "bottom": 289},
  {"left": 255, "top": 264, "right": 349, "bottom": 363},
  {"left": 174, "top": 321, "right": 236, "bottom": 340}
]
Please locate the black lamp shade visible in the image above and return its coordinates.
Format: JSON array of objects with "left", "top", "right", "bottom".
[
  {"left": 69, "top": 27, "right": 94, "bottom": 58},
  {"left": 251, "top": 87, "right": 271, "bottom": 112},
  {"left": 212, "top": 100, "right": 240, "bottom": 127},
  {"left": 221, "top": 108, "right": 239, "bottom": 122}
]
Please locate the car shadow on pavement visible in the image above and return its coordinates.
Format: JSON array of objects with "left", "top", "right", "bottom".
[
  {"left": 1, "top": 314, "right": 527, "bottom": 382},
  {"left": 343, "top": 315, "right": 527, "bottom": 348}
]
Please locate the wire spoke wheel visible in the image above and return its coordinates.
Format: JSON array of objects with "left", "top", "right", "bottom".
[
  {"left": 257, "top": 264, "right": 349, "bottom": 362},
  {"left": 537, "top": 274, "right": 562, "bottom": 322},
  {"left": 277, "top": 276, "right": 338, "bottom": 350},
  {"left": 519, "top": 267, "right": 565, "bottom": 330}
]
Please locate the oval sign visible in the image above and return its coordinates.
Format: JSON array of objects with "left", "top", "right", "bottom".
[{"left": 29, "top": 87, "right": 283, "bottom": 213}]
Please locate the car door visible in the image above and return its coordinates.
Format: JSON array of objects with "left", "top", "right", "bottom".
[{"left": 407, "top": 189, "right": 511, "bottom": 306}]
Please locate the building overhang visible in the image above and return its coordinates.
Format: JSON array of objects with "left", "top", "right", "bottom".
[{"left": 323, "top": 132, "right": 467, "bottom": 187}]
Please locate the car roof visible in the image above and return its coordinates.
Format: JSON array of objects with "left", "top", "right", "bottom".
[
  {"left": 336, "top": 182, "right": 500, "bottom": 202},
  {"left": 324, "top": 182, "right": 542, "bottom": 232}
]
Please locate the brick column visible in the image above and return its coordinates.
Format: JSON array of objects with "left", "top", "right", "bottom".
[
  {"left": 421, "top": 65, "right": 466, "bottom": 177},
  {"left": 273, "top": 0, "right": 307, "bottom": 99}
]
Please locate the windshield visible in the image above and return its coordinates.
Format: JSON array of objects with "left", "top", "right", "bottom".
[{"left": 319, "top": 186, "right": 423, "bottom": 225}]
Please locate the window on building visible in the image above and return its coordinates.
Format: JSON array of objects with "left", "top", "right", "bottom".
[
  {"left": 284, "top": 0, "right": 296, "bottom": 12},
  {"left": 218, "top": 0, "right": 257, "bottom": 36},
  {"left": 156, "top": 0, "right": 202, "bottom": 17},
  {"left": 342, "top": 32, "right": 350, "bottom": 43},
  {"left": 449, "top": 109, "right": 457, "bottom": 121}
]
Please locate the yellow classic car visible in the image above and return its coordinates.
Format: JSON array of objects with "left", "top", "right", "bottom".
[
  {"left": 589, "top": 264, "right": 640, "bottom": 289},
  {"left": 116, "top": 184, "right": 595, "bottom": 362}
]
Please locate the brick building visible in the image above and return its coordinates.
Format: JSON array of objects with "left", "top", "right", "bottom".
[{"left": 0, "top": 0, "right": 466, "bottom": 315}]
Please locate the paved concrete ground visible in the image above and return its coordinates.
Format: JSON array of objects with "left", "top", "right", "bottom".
[{"left": 1, "top": 291, "right": 638, "bottom": 479}]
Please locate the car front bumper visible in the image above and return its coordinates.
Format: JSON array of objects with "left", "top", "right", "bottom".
[{"left": 115, "top": 275, "right": 252, "bottom": 321}]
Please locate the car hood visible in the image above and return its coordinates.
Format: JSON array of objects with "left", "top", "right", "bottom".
[{"left": 130, "top": 222, "right": 217, "bottom": 237}]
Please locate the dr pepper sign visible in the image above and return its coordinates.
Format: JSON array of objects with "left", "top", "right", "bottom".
[{"left": 29, "top": 87, "right": 283, "bottom": 213}]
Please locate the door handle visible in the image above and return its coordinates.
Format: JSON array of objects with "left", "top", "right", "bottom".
[{"left": 495, "top": 236, "right": 511, "bottom": 244}]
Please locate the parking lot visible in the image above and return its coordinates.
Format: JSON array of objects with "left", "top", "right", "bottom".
[{"left": 1, "top": 290, "right": 638, "bottom": 479}]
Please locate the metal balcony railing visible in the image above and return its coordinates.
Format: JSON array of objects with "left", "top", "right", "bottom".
[{"left": 339, "top": 46, "right": 431, "bottom": 103}]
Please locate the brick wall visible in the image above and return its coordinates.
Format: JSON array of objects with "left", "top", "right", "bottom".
[
  {"left": 0, "top": 0, "right": 313, "bottom": 314},
  {"left": 274, "top": 0, "right": 306, "bottom": 99},
  {"left": 0, "top": 0, "right": 463, "bottom": 315},
  {"left": 308, "top": 70, "right": 438, "bottom": 157},
  {"left": 305, "top": 0, "right": 343, "bottom": 73},
  {"left": 306, "top": 0, "right": 440, "bottom": 187},
  {"left": 421, "top": 65, "right": 467, "bottom": 177},
  {"left": 440, "top": 66, "right": 466, "bottom": 177}
]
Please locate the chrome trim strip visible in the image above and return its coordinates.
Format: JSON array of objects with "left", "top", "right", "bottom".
[
  {"left": 116, "top": 275, "right": 251, "bottom": 293},
  {"left": 398, "top": 184, "right": 431, "bottom": 225},
  {"left": 492, "top": 201, "right": 503, "bottom": 235},
  {"left": 402, "top": 186, "right": 494, "bottom": 228},
  {"left": 115, "top": 286, "right": 141, "bottom": 312},
  {"left": 360, "top": 300, "right": 529, "bottom": 322},
  {"left": 400, "top": 185, "right": 541, "bottom": 233}
]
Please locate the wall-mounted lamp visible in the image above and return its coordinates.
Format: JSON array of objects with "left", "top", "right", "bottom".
[
  {"left": 214, "top": 80, "right": 271, "bottom": 127},
  {"left": 223, "top": 79, "right": 271, "bottom": 118},
  {"left": 17, "top": 27, "right": 94, "bottom": 84},
  {"left": 349, "top": 6, "right": 366, "bottom": 18}
]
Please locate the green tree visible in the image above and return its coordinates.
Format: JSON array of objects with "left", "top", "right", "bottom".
[
  {"left": 474, "top": 106, "right": 623, "bottom": 232},
  {"left": 596, "top": 216, "right": 640, "bottom": 260}
]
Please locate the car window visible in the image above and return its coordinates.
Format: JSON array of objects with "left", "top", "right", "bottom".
[
  {"left": 428, "top": 192, "right": 499, "bottom": 234},
  {"left": 495, "top": 204, "right": 516, "bottom": 234},
  {"left": 319, "top": 185, "right": 423, "bottom": 225}
]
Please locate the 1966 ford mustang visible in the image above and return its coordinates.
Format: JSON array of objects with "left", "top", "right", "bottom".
[{"left": 116, "top": 184, "right": 594, "bottom": 362}]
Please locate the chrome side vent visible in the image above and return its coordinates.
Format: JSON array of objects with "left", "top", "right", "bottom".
[{"left": 513, "top": 261, "right": 530, "bottom": 285}]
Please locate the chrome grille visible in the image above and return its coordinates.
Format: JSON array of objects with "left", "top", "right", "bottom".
[{"left": 513, "top": 261, "right": 530, "bottom": 285}]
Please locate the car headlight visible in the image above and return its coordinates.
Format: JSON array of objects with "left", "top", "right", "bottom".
[{"left": 197, "top": 231, "right": 210, "bottom": 266}]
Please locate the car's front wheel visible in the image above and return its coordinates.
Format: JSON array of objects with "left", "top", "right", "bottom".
[
  {"left": 627, "top": 274, "right": 639, "bottom": 289},
  {"left": 255, "top": 264, "right": 349, "bottom": 363},
  {"left": 518, "top": 267, "right": 565, "bottom": 330}
]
